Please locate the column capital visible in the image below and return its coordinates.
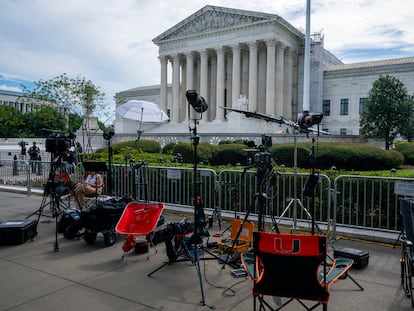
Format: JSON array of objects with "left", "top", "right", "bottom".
[
  {"left": 231, "top": 44, "right": 241, "bottom": 52},
  {"left": 185, "top": 51, "right": 194, "bottom": 57},
  {"left": 159, "top": 56, "right": 168, "bottom": 64},
  {"left": 265, "top": 39, "right": 277, "bottom": 48},
  {"left": 199, "top": 49, "right": 208, "bottom": 58},
  {"left": 215, "top": 46, "right": 225, "bottom": 55},
  {"left": 248, "top": 41, "right": 258, "bottom": 51},
  {"left": 284, "top": 47, "right": 294, "bottom": 57},
  {"left": 276, "top": 41, "right": 285, "bottom": 50}
]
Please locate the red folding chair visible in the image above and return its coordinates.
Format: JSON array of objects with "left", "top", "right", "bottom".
[
  {"left": 115, "top": 202, "right": 164, "bottom": 260},
  {"left": 241, "top": 232, "right": 361, "bottom": 310}
]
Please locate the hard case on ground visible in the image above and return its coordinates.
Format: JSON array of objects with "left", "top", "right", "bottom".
[
  {"left": 0, "top": 219, "right": 38, "bottom": 245},
  {"left": 334, "top": 247, "right": 369, "bottom": 268}
]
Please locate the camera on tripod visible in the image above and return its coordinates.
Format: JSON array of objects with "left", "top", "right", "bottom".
[
  {"left": 298, "top": 111, "right": 323, "bottom": 130},
  {"left": 44, "top": 129, "right": 75, "bottom": 162},
  {"left": 246, "top": 135, "right": 273, "bottom": 167}
]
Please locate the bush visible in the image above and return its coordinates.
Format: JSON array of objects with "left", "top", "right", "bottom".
[
  {"left": 210, "top": 143, "right": 249, "bottom": 166},
  {"left": 171, "top": 142, "right": 214, "bottom": 164},
  {"left": 162, "top": 142, "right": 176, "bottom": 155},
  {"left": 268, "top": 142, "right": 403, "bottom": 170},
  {"left": 315, "top": 143, "right": 403, "bottom": 170},
  {"left": 269, "top": 143, "right": 310, "bottom": 167},
  {"left": 96, "top": 139, "right": 161, "bottom": 154},
  {"left": 395, "top": 142, "right": 414, "bottom": 165}
]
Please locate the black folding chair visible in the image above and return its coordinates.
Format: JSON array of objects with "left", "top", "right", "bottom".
[
  {"left": 241, "top": 232, "right": 362, "bottom": 311},
  {"left": 399, "top": 198, "right": 414, "bottom": 307}
]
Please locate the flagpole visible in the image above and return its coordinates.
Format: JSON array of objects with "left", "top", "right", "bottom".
[{"left": 303, "top": 0, "right": 311, "bottom": 112}]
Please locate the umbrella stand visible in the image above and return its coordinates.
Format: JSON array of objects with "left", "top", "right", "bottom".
[{"left": 122, "top": 108, "right": 147, "bottom": 200}]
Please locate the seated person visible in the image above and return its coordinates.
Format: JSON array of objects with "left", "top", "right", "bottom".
[{"left": 75, "top": 170, "right": 103, "bottom": 208}]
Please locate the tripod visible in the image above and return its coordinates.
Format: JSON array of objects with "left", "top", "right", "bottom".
[
  {"left": 221, "top": 143, "right": 277, "bottom": 265},
  {"left": 26, "top": 153, "right": 78, "bottom": 251}
]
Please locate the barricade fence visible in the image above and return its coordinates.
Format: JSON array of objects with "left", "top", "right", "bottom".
[{"left": 0, "top": 159, "right": 412, "bottom": 240}]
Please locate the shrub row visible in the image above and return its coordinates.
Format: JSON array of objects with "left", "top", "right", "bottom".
[
  {"left": 395, "top": 142, "right": 414, "bottom": 165},
  {"left": 93, "top": 139, "right": 405, "bottom": 171}
]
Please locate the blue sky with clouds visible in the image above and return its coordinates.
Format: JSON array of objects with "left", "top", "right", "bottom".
[{"left": 1, "top": 0, "right": 414, "bottom": 111}]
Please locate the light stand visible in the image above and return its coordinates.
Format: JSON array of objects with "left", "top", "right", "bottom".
[
  {"left": 276, "top": 127, "right": 314, "bottom": 231},
  {"left": 103, "top": 129, "right": 114, "bottom": 195},
  {"left": 148, "top": 90, "right": 212, "bottom": 307}
]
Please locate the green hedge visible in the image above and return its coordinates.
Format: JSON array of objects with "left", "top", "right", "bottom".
[
  {"left": 90, "top": 139, "right": 405, "bottom": 171},
  {"left": 395, "top": 142, "right": 414, "bottom": 165},
  {"left": 210, "top": 143, "right": 249, "bottom": 166},
  {"left": 172, "top": 142, "right": 214, "bottom": 164},
  {"left": 269, "top": 143, "right": 310, "bottom": 167},
  {"left": 271, "top": 142, "right": 403, "bottom": 170}
]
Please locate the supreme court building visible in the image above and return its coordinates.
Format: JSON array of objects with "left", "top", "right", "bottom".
[{"left": 114, "top": 5, "right": 414, "bottom": 139}]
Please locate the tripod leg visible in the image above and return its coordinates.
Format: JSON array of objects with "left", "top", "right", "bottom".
[{"left": 193, "top": 244, "right": 206, "bottom": 306}]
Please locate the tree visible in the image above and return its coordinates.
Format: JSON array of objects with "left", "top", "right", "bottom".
[
  {"left": 360, "top": 75, "right": 414, "bottom": 149},
  {"left": 23, "top": 106, "right": 68, "bottom": 137},
  {"left": 21, "top": 73, "right": 106, "bottom": 131},
  {"left": 0, "top": 106, "right": 24, "bottom": 138}
]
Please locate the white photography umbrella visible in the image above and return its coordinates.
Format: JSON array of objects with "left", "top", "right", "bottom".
[{"left": 116, "top": 100, "right": 169, "bottom": 123}]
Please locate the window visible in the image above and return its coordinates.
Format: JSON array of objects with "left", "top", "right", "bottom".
[
  {"left": 340, "top": 99, "right": 348, "bottom": 115},
  {"left": 340, "top": 128, "right": 347, "bottom": 135},
  {"left": 359, "top": 98, "right": 367, "bottom": 113},
  {"left": 322, "top": 100, "right": 330, "bottom": 116}
]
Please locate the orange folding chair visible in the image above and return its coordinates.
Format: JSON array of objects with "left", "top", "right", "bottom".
[
  {"left": 241, "top": 232, "right": 361, "bottom": 310},
  {"left": 217, "top": 218, "right": 254, "bottom": 253},
  {"left": 115, "top": 202, "right": 164, "bottom": 260}
]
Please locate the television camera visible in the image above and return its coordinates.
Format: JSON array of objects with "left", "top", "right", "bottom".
[{"left": 43, "top": 129, "right": 76, "bottom": 163}]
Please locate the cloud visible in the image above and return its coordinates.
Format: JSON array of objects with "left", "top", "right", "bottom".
[{"left": 0, "top": 0, "right": 413, "bottom": 108}]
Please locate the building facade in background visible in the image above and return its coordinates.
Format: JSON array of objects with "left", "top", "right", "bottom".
[{"left": 114, "top": 5, "right": 414, "bottom": 137}]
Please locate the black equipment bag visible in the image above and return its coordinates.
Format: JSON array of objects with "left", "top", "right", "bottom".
[
  {"left": 334, "top": 247, "right": 369, "bottom": 269},
  {"left": 0, "top": 219, "right": 38, "bottom": 245}
]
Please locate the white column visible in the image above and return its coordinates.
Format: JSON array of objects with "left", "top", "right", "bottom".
[
  {"left": 200, "top": 49, "right": 208, "bottom": 100},
  {"left": 186, "top": 52, "right": 194, "bottom": 91},
  {"left": 216, "top": 47, "right": 225, "bottom": 121},
  {"left": 209, "top": 56, "right": 217, "bottom": 121},
  {"left": 231, "top": 44, "right": 241, "bottom": 107},
  {"left": 284, "top": 48, "right": 293, "bottom": 119},
  {"left": 265, "top": 40, "right": 276, "bottom": 115},
  {"left": 159, "top": 56, "right": 168, "bottom": 115},
  {"left": 275, "top": 42, "right": 285, "bottom": 117},
  {"left": 185, "top": 52, "right": 194, "bottom": 122},
  {"left": 248, "top": 42, "right": 258, "bottom": 112},
  {"left": 172, "top": 54, "right": 181, "bottom": 123},
  {"left": 180, "top": 61, "right": 186, "bottom": 123}
]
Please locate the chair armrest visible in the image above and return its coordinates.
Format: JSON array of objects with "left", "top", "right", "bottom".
[
  {"left": 241, "top": 252, "right": 257, "bottom": 280},
  {"left": 320, "top": 257, "right": 354, "bottom": 284}
]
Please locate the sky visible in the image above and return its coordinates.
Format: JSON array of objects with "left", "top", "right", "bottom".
[{"left": 1, "top": 0, "right": 414, "bottom": 117}]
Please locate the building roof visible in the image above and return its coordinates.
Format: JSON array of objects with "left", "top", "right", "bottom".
[{"left": 325, "top": 56, "right": 414, "bottom": 71}]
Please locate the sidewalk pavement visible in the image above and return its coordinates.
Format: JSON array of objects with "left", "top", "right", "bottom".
[{"left": 0, "top": 191, "right": 412, "bottom": 310}]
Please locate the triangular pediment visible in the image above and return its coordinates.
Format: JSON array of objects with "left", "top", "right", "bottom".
[{"left": 153, "top": 5, "right": 280, "bottom": 43}]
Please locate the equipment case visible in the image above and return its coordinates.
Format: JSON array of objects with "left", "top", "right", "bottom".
[
  {"left": 0, "top": 219, "right": 38, "bottom": 245},
  {"left": 334, "top": 247, "right": 369, "bottom": 269}
]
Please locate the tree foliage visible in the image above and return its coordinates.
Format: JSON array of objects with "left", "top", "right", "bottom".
[
  {"left": 21, "top": 73, "right": 106, "bottom": 131},
  {"left": 23, "top": 106, "right": 68, "bottom": 137},
  {"left": 360, "top": 75, "right": 414, "bottom": 149},
  {"left": 0, "top": 106, "right": 25, "bottom": 138}
]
